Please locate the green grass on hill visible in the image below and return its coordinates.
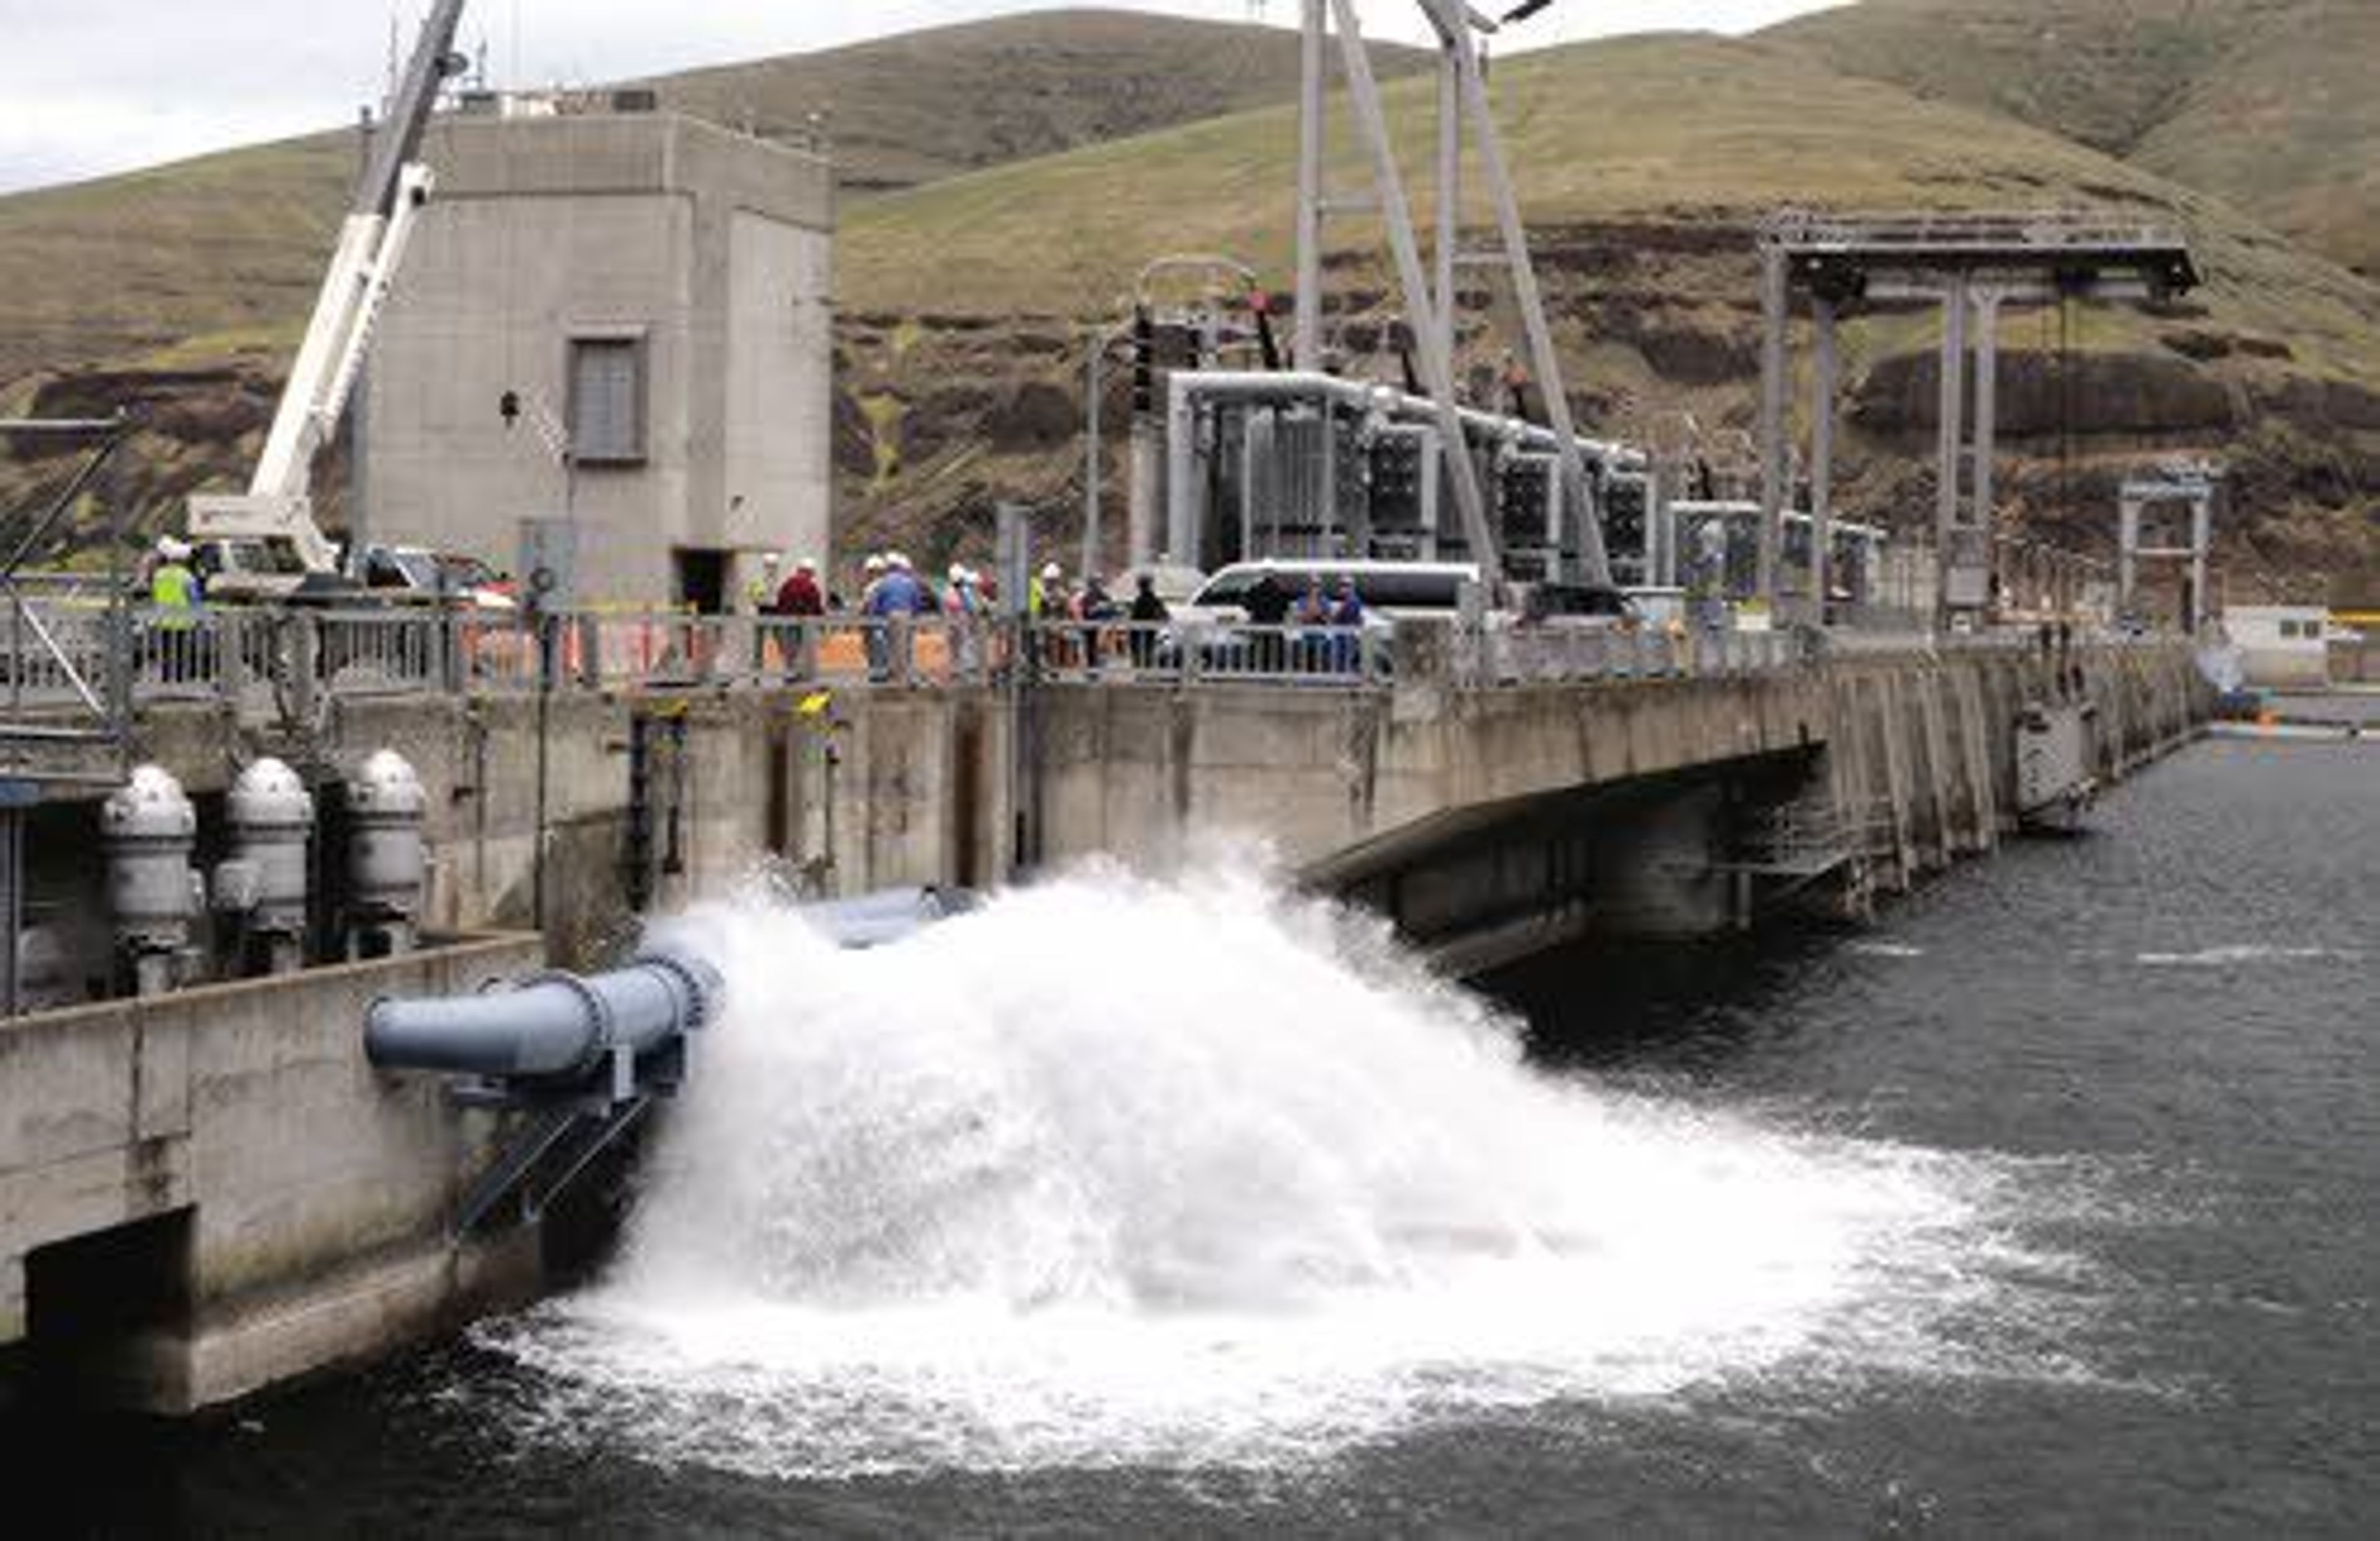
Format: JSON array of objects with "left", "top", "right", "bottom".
[
  {"left": 1772, "top": 0, "right": 2380, "bottom": 278},
  {"left": 840, "top": 32, "right": 2380, "bottom": 384},
  {"left": 0, "top": 9, "right": 1421, "bottom": 390},
  {"left": 0, "top": 135, "right": 350, "bottom": 384},
  {"left": 652, "top": 8, "right": 1421, "bottom": 192}
]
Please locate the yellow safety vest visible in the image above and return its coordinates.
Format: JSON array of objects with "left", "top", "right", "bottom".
[{"left": 151, "top": 562, "right": 198, "bottom": 626}]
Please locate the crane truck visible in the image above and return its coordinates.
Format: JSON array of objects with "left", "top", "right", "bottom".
[{"left": 188, "top": 0, "right": 469, "bottom": 603}]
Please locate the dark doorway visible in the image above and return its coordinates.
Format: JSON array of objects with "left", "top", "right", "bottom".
[
  {"left": 673, "top": 548, "right": 728, "bottom": 615},
  {"left": 22, "top": 1205, "right": 194, "bottom": 1408}
]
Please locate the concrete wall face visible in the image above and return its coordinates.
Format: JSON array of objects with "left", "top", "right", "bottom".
[
  {"left": 101, "top": 642, "right": 2212, "bottom": 978},
  {"left": 364, "top": 113, "right": 832, "bottom": 607},
  {"left": 723, "top": 211, "right": 833, "bottom": 576},
  {"left": 0, "top": 937, "right": 545, "bottom": 1411}
]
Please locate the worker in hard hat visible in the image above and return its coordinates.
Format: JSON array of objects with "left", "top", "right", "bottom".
[
  {"left": 940, "top": 564, "right": 982, "bottom": 676},
  {"left": 766, "top": 556, "right": 825, "bottom": 682},
  {"left": 147, "top": 536, "right": 204, "bottom": 683},
  {"left": 744, "top": 552, "right": 782, "bottom": 616},
  {"left": 1030, "top": 562, "right": 1064, "bottom": 622},
  {"left": 774, "top": 556, "right": 825, "bottom": 618},
  {"left": 1026, "top": 562, "right": 1067, "bottom": 674},
  {"left": 150, "top": 537, "right": 200, "bottom": 619}
]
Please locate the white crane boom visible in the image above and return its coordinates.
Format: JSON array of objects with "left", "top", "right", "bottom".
[{"left": 189, "top": 1, "right": 467, "bottom": 587}]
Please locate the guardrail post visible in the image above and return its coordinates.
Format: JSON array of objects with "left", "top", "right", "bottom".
[
  {"left": 573, "top": 614, "right": 599, "bottom": 691},
  {"left": 286, "top": 613, "right": 319, "bottom": 724},
  {"left": 215, "top": 609, "right": 245, "bottom": 706}
]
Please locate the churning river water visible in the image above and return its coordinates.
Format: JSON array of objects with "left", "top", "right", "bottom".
[{"left": 10, "top": 730, "right": 2378, "bottom": 1536}]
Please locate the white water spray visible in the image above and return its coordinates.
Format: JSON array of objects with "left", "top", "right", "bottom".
[{"left": 475, "top": 862, "right": 2093, "bottom": 1477}]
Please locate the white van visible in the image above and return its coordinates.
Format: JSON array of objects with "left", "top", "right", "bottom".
[{"left": 1179, "top": 559, "right": 1480, "bottom": 624}]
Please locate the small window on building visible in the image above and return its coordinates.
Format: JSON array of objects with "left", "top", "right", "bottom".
[{"left": 567, "top": 335, "right": 646, "bottom": 465}]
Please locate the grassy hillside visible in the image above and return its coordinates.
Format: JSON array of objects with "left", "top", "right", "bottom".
[
  {"left": 838, "top": 29, "right": 2380, "bottom": 373},
  {"left": 651, "top": 9, "right": 1421, "bottom": 193},
  {"left": 0, "top": 136, "right": 351, "bottom": 389},
  {"left": 824, "top": 29, "right": 2380, "bottom": 591},
  {"left": 0, "top": 10, "right": 1414, "bottom": 387},
  {"left": 1771, "top": 0, "right": 2380, "bottom": 278}
]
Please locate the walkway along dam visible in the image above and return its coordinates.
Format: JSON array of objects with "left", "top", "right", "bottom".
[{"left": 0, "top": 611, "right": 2211, "bottom": 1410}]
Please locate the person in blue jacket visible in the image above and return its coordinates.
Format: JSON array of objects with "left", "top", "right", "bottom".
[
  {"left": 1329, "top": 575, "right": 1365, "bottom": 673},
  {"left": 863, "top": 552, "right": 932, "bottom": 678}
]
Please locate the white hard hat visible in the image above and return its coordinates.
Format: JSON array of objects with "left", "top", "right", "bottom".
[
  {"left": 1041, "top": 562, "right": 1063, "bottom": 580},
  {"left": 864, "top": 554, "right": 887, "bottom": 573},
  {"left": 949, "top": 562, "right": 967, "bottom": 583},
  {"left": 796, "top": 555, "right": 817, "bottom": 572},
  {"left": 888, "top": 550, "right": 912, "bottom": 571},
  {"left": 762, "top": 552, "right": 780, "bottom": 566}
]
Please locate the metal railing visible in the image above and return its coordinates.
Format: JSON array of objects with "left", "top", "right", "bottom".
[
  {"left": 0, "top": 601, "right": 1850, "bottom": 713},
  {"left": 1031, "top": 622, "right": 1386, "bottom": 687},
  {"left": 1762, "top": 209, "right": 2190, "bottom": 255},
  {"left": 1482, "top": 625, "right": 1688, "bottom": 684}
]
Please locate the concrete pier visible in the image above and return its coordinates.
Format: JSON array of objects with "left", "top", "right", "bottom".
[
  {"left": 0, "top": 935, "right": 544, "bottom": 1411},
  {"left": 81, "top": 634, "right": 2213, "bottom": 968}
]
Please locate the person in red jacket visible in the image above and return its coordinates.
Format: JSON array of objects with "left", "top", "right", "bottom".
[
  {"left": 774, "top": 556, "right": 826, "bottom": 617},
  {"left": 770, "top": 557, "right": 826, "bottom": 680}
]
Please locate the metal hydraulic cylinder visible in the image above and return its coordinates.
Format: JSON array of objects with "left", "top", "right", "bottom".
[
  {"left": 223, "top": 757, "right": 315, "bottom": 975},
  {"left": 100, "top": 765, "right": 202, "bottom": 997},
  {"left": 345, "top": 749, "right": 428, "bottom": 956}
]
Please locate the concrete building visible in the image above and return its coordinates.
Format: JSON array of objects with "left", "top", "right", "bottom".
[
  {"left": 363, "top": 108, "right": 834, "bottom": 610},
  {"left": 2223, "top": 604, "right": 2333, "bottom": 691}
]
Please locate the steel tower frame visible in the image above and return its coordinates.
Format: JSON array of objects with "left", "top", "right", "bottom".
[{"left": 1290, "top": 0, "right": 1614, "bottom": 590}]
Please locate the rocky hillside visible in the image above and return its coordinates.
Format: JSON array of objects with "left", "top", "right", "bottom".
[{"left": 2, "top": 7, "right": 2375, "bottom": 597}]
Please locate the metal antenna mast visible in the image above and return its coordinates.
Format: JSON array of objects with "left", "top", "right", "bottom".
[{"left": 1290, "top": 1, "right": 1612, "bottom": 589}]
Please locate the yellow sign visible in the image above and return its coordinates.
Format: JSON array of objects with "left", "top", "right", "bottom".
[{"left": 796, "top": 691, "right": 834, "bottom": 718}]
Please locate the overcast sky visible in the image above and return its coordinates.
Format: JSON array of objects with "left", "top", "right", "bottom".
[{"left": 0, "top": 1, "right": 1841, "bottom": 194}]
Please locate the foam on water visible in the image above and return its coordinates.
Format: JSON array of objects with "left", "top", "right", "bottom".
[
  {"left": 470, "top": 863, "right": 2100, "bottom": 1478},
  {"left": 2131, "top": 943, "right": 2365, "bottom": 968}
]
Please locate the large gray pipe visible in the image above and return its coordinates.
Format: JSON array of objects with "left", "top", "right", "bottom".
[
  {"left": 364, "top": 889, "right": 969, "bottom": 1082},
  {"left": 366, "top": 951, "right": 721, "bottom": 1080},
  {"left": 796, "top": 886, "right": 978, "bottom": 949}
]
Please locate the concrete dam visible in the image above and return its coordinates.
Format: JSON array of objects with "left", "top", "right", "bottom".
[{"left": 0, "top": 617, "right": 2210, "bottom": 1412}]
